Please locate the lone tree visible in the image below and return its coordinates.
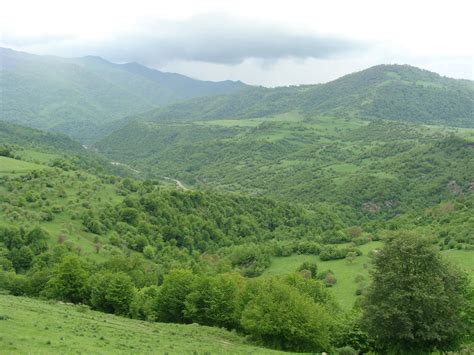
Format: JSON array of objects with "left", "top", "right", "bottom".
[{"left": 362, "top": 232, "right": 473, "bottom": 354}]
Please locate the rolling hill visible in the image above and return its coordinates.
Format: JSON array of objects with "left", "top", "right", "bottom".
[
  {"left": 0, "top": 47, "right": 248, "bottom": 143},
  {"left": 132, "top": 64, "right": 473, "bottom": 127}
]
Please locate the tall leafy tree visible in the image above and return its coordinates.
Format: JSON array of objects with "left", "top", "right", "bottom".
[{"left": 362, "top": 232, "right": 473, "bottom": 353}]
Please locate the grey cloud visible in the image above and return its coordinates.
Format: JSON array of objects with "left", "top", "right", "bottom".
[{"left": 96, "top": 14, "right": 365, "bottom": 65}]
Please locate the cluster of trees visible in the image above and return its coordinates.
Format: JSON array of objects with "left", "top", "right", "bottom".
[{"left": 1, "top": 228, "right": 471, "bottom": 353}]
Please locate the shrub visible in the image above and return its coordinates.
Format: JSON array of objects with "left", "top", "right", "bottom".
[
  {"left": 156, "top": 269, "right": 194, "bottom": 323},
  {"left": 296, "top": 262, "right": 318, "bottom": 279},
  {"left": 241, "top": 278, "right": 332, "bottom": 352}
]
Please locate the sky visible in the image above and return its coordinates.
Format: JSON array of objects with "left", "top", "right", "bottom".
[{"left": 1, "top": 0, "right": 473, "bottom": 86}]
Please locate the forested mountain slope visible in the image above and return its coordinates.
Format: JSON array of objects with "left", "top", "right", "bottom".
[
  {"left": 0, "top": 48, "right": 247, "bottom": 143},
  {"left": 0, "top": 121, "right": 85, "bottom": 154},
  {"left": 96, "top": 114, "right": 474, "bottom": 216},
  {"left": 133, "top": 64, "right": 473, "bottom": 127}
]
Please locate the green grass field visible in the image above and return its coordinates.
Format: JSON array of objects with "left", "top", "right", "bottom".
[
  {"left": 263, "top": 242, "right": 474, "bottom": 309},
  {"left": 0, "top": 156, "right": 50, "bottom": 176},
  {"left": 0, "top": 295, "right": 284, "bottom": 354}
]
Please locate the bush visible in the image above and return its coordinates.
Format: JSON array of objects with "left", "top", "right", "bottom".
[
  {"left": 317, "top": 270, "right": 337, "bottom": 287},
  {"left": 241, "top": 278, "right": 332, "bottom": 352},
  {"left": 130, "top": 285, "right": 160, "bottom": 321},
  {"left": 184, "top": 273, "right": 243, "bottom": 329},
  {"left": 43, "top": 255, "right": 89, "bottom": 303},
  {"left": 296, "top": 262, "right": 318, "bottom": 279},
  {"left": 156, "top": 269, "right": 194, "bottom": 323}
]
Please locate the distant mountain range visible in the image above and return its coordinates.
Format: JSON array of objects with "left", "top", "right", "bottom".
[
  {"left": 0, "top": 47, "right": 248, "bottom": 143},
  {"left": 1, "top": 48, "right": 472, "bottom": 146}
]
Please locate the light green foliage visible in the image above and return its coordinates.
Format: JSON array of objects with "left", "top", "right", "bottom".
[
  {"left": 129, "top": 285, "right": 160, "bottom": 321},
  {"left": 241, "top": 278, "right": 332, "bottom": 352},
  {"left": 1, "top": 61, "right": 473, "bottom": 354}
]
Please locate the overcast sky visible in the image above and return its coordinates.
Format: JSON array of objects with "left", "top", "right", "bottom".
[{"left": 1, "top": 0, "right": 473, "bottom": 86}]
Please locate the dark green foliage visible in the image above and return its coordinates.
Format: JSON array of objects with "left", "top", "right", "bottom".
[
  {"left": 96, "top": 118, "right": 474, "bottom": 220},
  {"left": 320, "top": 245, "right": 361, "bottom": 261},
  {"left": 362, "top": 232, "right": 473, "bottom": 353},
  {"left": 317, "top": 270, "right": 338, "bottom": 287},
  {"left": 0, "top": 122, "right": 84, "bottom": 154},
  {"left": 333, "top": 311, "right": 372, "bottom": 353},
  {"left": 1, "top": 116, "right": 473, "bottom": 354},
  {"left": 102, "top": 272, "right": 136, "bottom": 316},
  {"left": 228, "top": 244, "right": 271, "bottom": 277},
  {"left": 0, "top": 144, "right": 14, "bottom": 158},
  {"left": 283, "top": 273, "right": 335, "bottom": 307},
  {"left": 0, "top": 226, "right": 49, "bottom": 273},
  {"left": 296, "top": 261, "right": 318, "bottom": 279}
]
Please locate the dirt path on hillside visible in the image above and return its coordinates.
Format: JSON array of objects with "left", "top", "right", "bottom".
[{"left": 163, "top": 176, "right": 188, "bottom": 190}]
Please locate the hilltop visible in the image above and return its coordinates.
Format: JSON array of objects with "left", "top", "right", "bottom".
[{"left": 133, "top": 64, "right": 473, "bottom": 127}]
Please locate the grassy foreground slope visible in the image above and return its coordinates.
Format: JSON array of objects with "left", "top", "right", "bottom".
[{"left": 0, "top": 295, "right": 282, "bottom": 354}]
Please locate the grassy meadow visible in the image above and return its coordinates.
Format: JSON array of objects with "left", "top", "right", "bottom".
[
  {"left": 0, "top": 295, "right": 284, "bottom": 354},
  {"left": 263, "top": 241, "right": 474, "bottom": 309}
]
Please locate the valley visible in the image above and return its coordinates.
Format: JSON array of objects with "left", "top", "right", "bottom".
[{"left": 0, "top": 52, "right": 473, "bottom": 354}]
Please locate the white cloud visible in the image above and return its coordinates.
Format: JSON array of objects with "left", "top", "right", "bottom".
[{"left": 1, "top": 0, "right": 473, "bottom": 85}]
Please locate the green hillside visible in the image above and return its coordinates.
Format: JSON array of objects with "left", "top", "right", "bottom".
[
  {"left": 0, "top": 121, "right": 138, "bottom": 178},
  {"left": 0, "top": 295, "right": 283, "bottom": 354},
  {"left": 0, "top": 121, "right": 85, "bottom": 154},
  {"left": 0, "top": 48, "right": 247, "bottom": 143},
  {"left": 132, "top": 64, "right": 473, "bottom": 127},
  {"left": 95, "top": 114, "right": 474, "bottom": 217},
  {"left": 1, "top": 127, "right": 473, "bottom": 353}
]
